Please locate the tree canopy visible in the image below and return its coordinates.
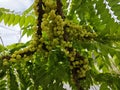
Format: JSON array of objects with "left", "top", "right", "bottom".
[{"left": 0, "top": 0, "right": 120, "bottom": 90}]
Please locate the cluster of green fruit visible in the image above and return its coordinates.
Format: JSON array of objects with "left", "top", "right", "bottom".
[
  {"left": 68, "top": 48, "right": 89, "bottom": 79},
  {"left": 2, "top": 39, "right": 36, "bottom": 65},
  {"left": 33, "top": 0, "right": 95, "bottom": 80}
]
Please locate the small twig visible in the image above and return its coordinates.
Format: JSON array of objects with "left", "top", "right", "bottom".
[
  {"left": 0, "top": 36, "right": 4, "bottom": 46},
  {"left": 0, "top": 35, "right": 7, "bottom": 57},
  {"left": 18, "top": 30, "right": 22, "bottom": 43}
]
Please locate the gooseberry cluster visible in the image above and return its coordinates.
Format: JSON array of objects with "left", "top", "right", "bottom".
[{"left": 33, "top": 0, "right": 95, "bottom": 81}]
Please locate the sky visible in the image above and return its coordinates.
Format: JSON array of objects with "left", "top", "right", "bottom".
[
  {"left": 0, "top": 0, "right": 33, "bottom": 12},
  {"left": 0, "top": 0, "right": 34, "bottom": 46}
]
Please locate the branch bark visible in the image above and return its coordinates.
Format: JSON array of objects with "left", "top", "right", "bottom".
[
  {"left": 37, "top": 0, "right": 44, "bottom": 36},
  {"left": 56, "top": 0, "right": 65, "bottom": 18}
]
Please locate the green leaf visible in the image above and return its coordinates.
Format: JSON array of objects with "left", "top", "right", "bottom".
[
  {"left": 7, "top": 14, "right": 15, "bottom": 26},
  {"left": 19, "top": 16, "right": 25, "bottom": 27},
  {"left": 0, "top": 11, "right": 2, "bottom": 16},
  {"left": 24, "top": 16, "right": 34, "bottom": 27},
  {"left": 9, "top": 71, "right": 19, "bottom": 90},
  {"left": 108, "top": 0, "right": 120, "bottom": 7},
  {"left": 0, "top": 13, "right": 4, "bottom": 22},
  {"left": 100, "top": 83, "right": 110, "bottom": 90},
  {"left": 6, "top": 43, "right": 28, "bottom": 54},
  {"left": 0, "top": 8, "right": 11, "bottom": 12},
  {"left": 13, "top": 15, "right": 20, "bottom": 25},
  {"left": 4, "top": 13, "right": 10, "bottom": 25},
  {"left": 0, "top": 44, "right": 6, "bottom": 52}
]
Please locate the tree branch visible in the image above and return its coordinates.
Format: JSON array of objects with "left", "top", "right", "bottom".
[
  {"left": 37, "top": 0, "right": 44, "bottom": 36},
  {"left": 56, "top": 0, "right": 65, "bottom": 18}
]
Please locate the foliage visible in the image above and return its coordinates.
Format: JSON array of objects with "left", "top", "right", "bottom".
[{"left": 0, "top": 0, "right": 120, "bottom": 90}]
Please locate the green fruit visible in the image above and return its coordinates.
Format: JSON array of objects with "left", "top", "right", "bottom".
[
  {"left": 70, "top": 57, "right": 75, "bottom": 61},
  {"left": 3, "top": 59, "right": 9, "bottom": 66},
  {"left": 16, "top": 55, "right": 21, "bottom": 60},
  {"left": 10, "top": 59, "right": 16, "bottom": 62},
  {"left": 75, "top": 61, "right": 80, "bottom": 65}
]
